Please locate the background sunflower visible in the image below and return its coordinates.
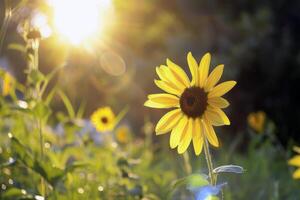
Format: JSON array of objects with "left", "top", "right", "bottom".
[{"left": 90, "top": 106, "right": 116, "bottom": 132}]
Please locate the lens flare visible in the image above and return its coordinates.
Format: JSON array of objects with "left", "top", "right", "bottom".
[{"left": 49, "top": 0, "right": 112, "bottom": 45}]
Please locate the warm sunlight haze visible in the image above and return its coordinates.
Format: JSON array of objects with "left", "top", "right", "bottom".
[
  {"left": 31, "top": 13, "right": 52, "bottom": 38},
  {"left": 0, "top": 1, "right": 299, "bottom": 199},
  {"left": 49, "top": 0, "right": 112, "bottom": 45}
]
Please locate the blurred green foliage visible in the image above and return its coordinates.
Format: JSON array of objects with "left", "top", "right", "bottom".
[{"left": 1, "top": 0, "right": 300, "bottom": 199}]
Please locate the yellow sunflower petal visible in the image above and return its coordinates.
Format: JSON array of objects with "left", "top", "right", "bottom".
[
  {"left": 147, "top": 93, "right": 179, "bottom": 107},
  {"left": 90, "top": 107, "right": 116, "bottom": 132},
  {"left": 293, "top": 168, "right": 300, "bottom": 179},
  {"left": 293, "top": 146, "right": 300, "bottom": 154},
  {"left": 288, "top": 155, "right": 300, "bottom": 167},
  {"left": 208, "top": 97, "right": 230, "bottom": 108},
  {"left": 155, "top": 109, "right": 182, "bottom": 135},
  {"left": 205, "top": 106, "right": 230, "bottom": 126},
  {"left": 154, "top": 80, "right": 181, "bottom": 96},
  {"left": 170, "top": 115, "right": 188, "bottom": 149},
  {"left": 144, "top": 100, "right": 174, "bottom": 109},
  {"left": 204, "top": 110, "right": 223, "bottom": 126},
  {"left": 192, "top": 119, "right": 204, "bottom": 155},
  {"left": 187, "top": 52, "right": 199, "bottom": 86},
  {"left": 156, "top": 66, "right": 168, "bottom": 82},
  {"left": 166, "top": 58, "right": 190, "bottom": 87},
  {"left": 198, "top": 53, "right": 211, "bottom": 87},
  {"left": 177, "top": 119, "right": 193, "bottom": 154},
  {"left": 214, "top": 108, "right": 230, "bottom": 125},
  {"left": 160, "top": 65, "right": 186, "bottom": 92},
  {"left": 205, "top": 64, "right": 224, "bottom": 92},
  {"left": 202, "top": 119, "right": 219, "bottom": 147},
  {"left": 208, "top": 81, "right": 237, "bottom": 98}
]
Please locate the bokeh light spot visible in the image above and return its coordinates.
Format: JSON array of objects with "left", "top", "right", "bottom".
[{"left": 100, "top": 51, "right": 126, "bottom": 76}]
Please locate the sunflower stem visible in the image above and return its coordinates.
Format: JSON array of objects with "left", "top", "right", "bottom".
[
  {"left": 203, "top": 138, "right": 216, "bottom": 185},
  {"left": 183, "top": 151, "right": 192, "bottom": 174}
]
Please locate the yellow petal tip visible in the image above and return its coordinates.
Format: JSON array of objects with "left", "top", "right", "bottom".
[
  {"left": 204, "top": 52, "right": 211, "bottom": 58},
  {"left": 155, "top": 131, "right": 163, "bottom": 135},
  {"left": 144, "top": 100, "right": 152, "bottom": 107},
  {"left": 177, "top": 148, "right": 185, "bottom": 154},
  {"left": 166, "top": 58, "right": 171, "bottom": 65}
]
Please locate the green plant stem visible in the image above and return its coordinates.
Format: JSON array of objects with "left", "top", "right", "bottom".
[
  {"left": 183, "top": 151, "right": 192, "bottom": 174},
  {"left": 203, "top": 138, "right": 216, "bottom": 185},
  {"left": 38, "top": 117, "right": 46, "bottom": 196},
  {"left": 31, "top": 39, "right": 46, "bottom": 196},
  {"left": 38, "top": 118, "right": 44, "bottom": 159},
  {"left": 0, "top": 0, "right": 11, "bottom": 55},
  {"left": 33, "top": 41, "right": 39, "bottom": 70}
]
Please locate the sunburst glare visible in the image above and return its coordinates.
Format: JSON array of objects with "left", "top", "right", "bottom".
[{"left": 49, "top": 0, "right": 112, "bottom": 45}]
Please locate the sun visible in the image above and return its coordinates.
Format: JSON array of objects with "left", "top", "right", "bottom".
[{"left": 49, "top": 0, "right": 112, "bottom": 45}]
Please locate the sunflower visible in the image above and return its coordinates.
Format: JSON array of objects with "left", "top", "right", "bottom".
[
  {"left": 144, "top": 52, "right": 236, "bottom": 155},
  {"left": 91, "top": 107, "right": 116, "bottom": 132},
  {"left": 115, "top": 125, "right": 131, "bottom": 144},
  {"left": 288, "top": 146, "right": 300, "bottom": 179},
  {"left": 247, "top": 111, "right": 266, "bottom": 133},
  {"left": 1, "top": 72, "right": 15, "bottom": 96}
]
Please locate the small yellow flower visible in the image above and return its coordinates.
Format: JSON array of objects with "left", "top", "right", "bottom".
[
  {"left": 144, "top": 52, "right": 236, "bottom": 155},
  {"left": 247, "top": 111, "right": 266, "bottom": 133},
  {"left": 1, "top": 72, "right": 15, "bottom": 96},
  {"left": 115, "top": 125, "right": 131, "bottom": 144},
  {"left": 288, "top": 146, "right": 300, "bottom": 179},
  {"left": 91, "top": 107, "right": 116, "bottom": 132}
]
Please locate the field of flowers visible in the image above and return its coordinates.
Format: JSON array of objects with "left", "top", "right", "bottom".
[{"left": 1, "top": 0, "right": 300, "bottom": 200}]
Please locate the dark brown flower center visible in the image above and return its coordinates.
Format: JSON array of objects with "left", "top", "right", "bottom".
[
  {"left": 101, "top": 117, "right": 108, "bottom": 124},
  {"left": 180, "top": 87, "right": 208, "bottom": 118}
]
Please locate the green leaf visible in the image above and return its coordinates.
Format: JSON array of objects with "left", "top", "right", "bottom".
[
  {"left": 186, "top": 174, "right": 210, "bottom": 188},
  {"left": 170, "top": 174, "right": 209, "bottom": 193},
  {"left": 58, "top": 90, "right": 75, "bottom": 119},
  {"left": 10, "top": 136, "right": 63, "bottom": 186},
  {"left": 0, "top": 158, "right": 16, "bottom": 168},
  {"left": 27, "top": 69, "right": 45, "bottom": 86},
  {"left": 76, "top": 100, "right": 86, "bottom": 118},
  {"left": 1, "top": 188, "right": 25, "bottom": 200},
  {"left": 1, "top": 187, "right": 38, "bottom": 200},
  {"left": 167, "top": 174, "right": 209, "bottom": 200},
  {"left": 45, "top": 66, "right": 63, "bottom": 82},
  {"left": 11, "top": 137, "right": 35, "bottom": 168},
  {"left": 7, "top": 43, "right": 26, "bottom": 53},
  {"left": 44, "top": 86, "right": 57, "bottom": 105},
  {"left": 114, "top": 105, "right": 129, "bottom": 126},
  {"left": 32, "top": 101, "right": 51, "bottom": 121},
  {"left": 65, "top": 162, "right": 88, "bottom": 173},
  {"left": 206, "top": 195, "right": 220, "bottom": 200}
]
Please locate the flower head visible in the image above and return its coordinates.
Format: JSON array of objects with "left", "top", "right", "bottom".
[
  {"left": 247, "top": 111, "right": 266, "bottom": 133},
  {"left": 189, "top": 182, "right": 226, "bottom": 200},
  {"left": 1, "top": 72, "right": 15, "bottom": 96},
  {"left": 288, "top": 146, "right": 300, "bottom": 179},
  {"left": 144, "top": 52, "right": 236, "bottom": 155},
  {"left": 115, "top": 125, "right": 131, "bottom": 144},
  {"left": 91, "top": 106, "right": 116, "bottom": 132}
]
